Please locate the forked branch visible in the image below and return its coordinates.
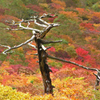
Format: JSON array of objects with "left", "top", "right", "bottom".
[
  {"left": 1, "top": 14, "right": 59, "bottom": 54},
  {"left": 0, "top": 35, "right": 35, "bottom": 54},
  {"left": 1, "top": 13, "right": 99, "bottom": 94}
]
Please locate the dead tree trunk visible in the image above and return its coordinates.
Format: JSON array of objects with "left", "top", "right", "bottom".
[
  {"left": 35, "top": 38, "right": 53, "bottom": 94},
  {"left": 1, "top": 13, "right": 100, "bottom": 95},
  {"left": 0, "top": 13, "right": 60, "bottom": 94}
]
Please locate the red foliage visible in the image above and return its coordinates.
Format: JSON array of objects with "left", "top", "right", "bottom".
[
  {"left": 50, "top": 3, "right": 64, "bottom": 10},
  {"left": 48, "top": 47, "right": 55, "bottom": 52},
  {"left": 76, "top": 47, "right": 88, "bottom": 57},
  {"left": 48, "top": 14, "right": 57, "bottom": 22},
  {"left": 0, "top": 15, "right": 20, "bottom": 22},
  {"left": 80, "top": 23, "right": 94, "bottom": 30},
  {"left": 26, "top": 4, "right": 46, "bottom": 15},
  {"left": 0, "top": 8, "right": 9, "bottom": 15},
  {"left": 55, "top": 50, "right": 71, "bottom": 59},
  {"left": 80, "top": 23, "right": 99, "bottom": 33},
  {"left": 50, "top": 67, "right": 58, "bottom": 73},
  {"left": 6, "top": 64, "right": 34, "bottom": 75},
  {"left": 76, "top": 48, "right": 96, "bottom": 67},
  {"left": 92, "top": 16, "right": 100, "bottom": 24}
]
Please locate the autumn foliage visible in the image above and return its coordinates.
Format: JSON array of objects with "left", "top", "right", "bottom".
[{"left": 0, "top": 0, "right": 100, "bottom": 99}]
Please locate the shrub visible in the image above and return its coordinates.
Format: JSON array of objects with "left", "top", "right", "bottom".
[{"left": 0, "top": 84, "right": 33, "bottom": 100}]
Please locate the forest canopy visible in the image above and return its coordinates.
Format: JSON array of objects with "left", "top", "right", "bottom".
[{"left": 0, "top": 0, "right": 100, "bottom": 99}]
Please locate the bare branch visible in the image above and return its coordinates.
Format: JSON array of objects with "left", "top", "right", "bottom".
[
  {"left": 6, "top": 27, "right": 23, "bottom": 31},
  {"left": 1, "top": 35, "right": 35, "bottom": 54},
  {"left": 34, "top": 13, "right": 58, "bottom": 28},
  {"left": 47, "top": 55, "right": 98, "bottom": 71},
  {"left": 40, "top": 39, "right": 62, "bottom": 44},
  {"left": 34, "top": 16, "right": 47, "bottom": 28},
  {"left": 93, "top": 73, "right": 100, "bottom": 81},
  {"left": 28, "top": 41, "right": 37, "bottom": 50},
  {"left": 41, "top": 44, "right": 47, "bottom": 51},
  {"left": 40, "top": 23, "right": 60, "bottom": 38},
  {"left": 39, "top": 13, "right": 57, "bottom": 25},
  {"left": 18, "top": 20, "right": 42, "bottom": 33},
  {"left": 0, "top": 44, "right": 10, "bottom": 49},
  {"left": 27, "top": 22, "right": 30, "bottom": 27}
]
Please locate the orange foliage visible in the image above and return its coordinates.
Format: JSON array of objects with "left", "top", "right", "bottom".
[
  {"left": 0, "top": 15, "right": 20, "bottom": 22},
  {"left": 25, "top": 47, "right": 39, "bottom": 71},
  {"left": 51, "top": 0, "right": 66, "bottom": 10},
  {"left": 53, "top": 77, "right": 93, "bottom": 99},
  {"left": 26, "top": 4, "right": 46, "bottom": 15},
  {"left": 59, "top": 11, "right": 78, "bottom": 19},
  {"left": 76, "top": 8, "right": 92, "bottom": 19},
  {"left": 1, "top": 73, "right": 29, "bottom": 87},
  {"left": 92, "top": 12, "right": 100, "bottom": 19},
  {"left": 60, "top": 35, "right": 73, "bottom": 44},
  {"left": 76, "top": 8, "right": 87, "bottom": 15}
]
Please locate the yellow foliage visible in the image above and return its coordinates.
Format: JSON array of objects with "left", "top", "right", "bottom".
[
  {"left": 1, "top": 61, "right": 10, "bottom": 68},
  {"left": 0, "top": 84, "right": 33, "bottom": 100},
  {"left": 93, "top": 23, "right": 100, "bottom": 28},
  {"left": 39, "top": 3, "right": 49, "bottom": 8},
  {"left": 0, "top": 61, "right": 10, "bottom": 74},
  {"left": 53, "top": 77, "right": 93, "bottom": 99},
  {"left": 17, "top": 47, "right": 24, "bottom": 52},
  {"left": 85, "top": 36, "right": 92, "bottom": 42},
  {"left": 55, "top": 43, "right": 64, "bottom": 51}
]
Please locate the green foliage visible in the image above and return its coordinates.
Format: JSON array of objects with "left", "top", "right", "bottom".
[
  {"left": 22, "top": 0, "right": 38, "bottom": 5},
  {"left": 92, "top": 1, "right": 100, "bottom": 12},
  {"left": 8, "top": 59, "right": 15, "bottom": 64},
  {"left": 86, "top": 0, "right": 100, "bottom": 7},
  {"left": 8, "top": 50, "right": 27, "bottom": 66},
  {"left": 0, "top": 54, "right": 7, "bottom": 61},
  {"left": 61, "top": 39, "right": 69, "bottom": 44},
  {"left": 6, "top": 1, "right": 36, "bottom": 19},
  {"left": 0, "top": 31, "right": 15, "bottom": 47},
  {"left": 93, "top": 91, "right": 100, "bottom": 100},
  {"left": 0, "top": 0, "right": 100, "bottom": 99},
  {"left": 0, "top": 0, "right": 38, "bottom": 19},
  {"left": 30, "top": 80, "right": 34, "bottom": 84},
  {"left": 48, "top": 61, "right": 62, "bottom": 69},
  {"left": 0, "top": 22, "right": 9, "bottom": 28},
  {"left": 53, "top": 14, "right": 81, "bottom": 39},
  {"left": 64, "top": 76, "right": 73, "bottom": 81},
  {"left": 66, "top": 46, "right": 77, "bottom": 57}
]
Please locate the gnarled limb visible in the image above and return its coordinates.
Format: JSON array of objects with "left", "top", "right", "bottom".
[
  {"left": 47, "top": 55, "right": 98, "bottom": 71},
  {"left": 1, "top": 35, "right": 35, "bottom": 54},
  {"left": 0, "top": 13, "right": 58, "bottom": 95},
  {"left": 28, "top": 41, "right": 37, "bottom": 50},
  {"left": 2, "top": 13, "right": 99, "bottom": 95},
  {"left": 40, "top": 23, "right": 60, "bottom": 38},
  {"left": 47, "top": 54, "right": 100, "bottom": 90}
]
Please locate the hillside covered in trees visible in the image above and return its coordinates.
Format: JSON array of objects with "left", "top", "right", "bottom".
[{"left": 0, "top": 0, "right": 100, "bottom": 99}]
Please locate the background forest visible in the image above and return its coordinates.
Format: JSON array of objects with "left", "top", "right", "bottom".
[{"left": 0, "top": 0, "right": 100, "bottom": 99}]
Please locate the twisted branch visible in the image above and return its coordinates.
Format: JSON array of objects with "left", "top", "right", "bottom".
[{"left": 0, "top": 35, "right": 35, "bottom": 54}]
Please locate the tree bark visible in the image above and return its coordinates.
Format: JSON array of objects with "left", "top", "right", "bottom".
[{"left": 35, "top": 38, "right": 53, "bottom": 94}]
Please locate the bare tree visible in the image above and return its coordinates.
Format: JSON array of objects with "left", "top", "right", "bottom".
[{"left": 0, "top": 13, "right": 100, "bottom": 95}]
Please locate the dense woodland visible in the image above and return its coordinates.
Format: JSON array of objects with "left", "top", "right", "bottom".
[{"left": 0, "top": 0, "right": 100, "bottom": 99}]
